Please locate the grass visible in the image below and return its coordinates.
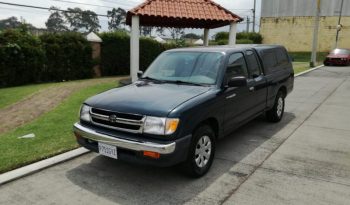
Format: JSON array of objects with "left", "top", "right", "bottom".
[
  {"left": 289, "top": 52, "right": 327, "bottom": 63},
  {"left": 0, "top": 81, "right": 118, "bottom": 173},
  {"left": 293, "top": 62, "right": 311, "bottom": 74},
  {"left": 0, "top": 83, "right": 55, "bottom": 109}
]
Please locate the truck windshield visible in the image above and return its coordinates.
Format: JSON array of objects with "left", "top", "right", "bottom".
[{"left": 143, "top": 52, "right": 224, "bottom": 85}]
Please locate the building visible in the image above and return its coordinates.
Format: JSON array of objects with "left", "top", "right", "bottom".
[{"left": 260, "top": 0, "right": 350, "bottom": 51}]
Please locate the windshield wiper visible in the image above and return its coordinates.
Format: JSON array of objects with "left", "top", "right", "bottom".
[
  {"left": 170, "top": 80, "right": 206, "bottom": 87},
  {"left": 140, "top": 76, "right": 165, "bottom": 83}
]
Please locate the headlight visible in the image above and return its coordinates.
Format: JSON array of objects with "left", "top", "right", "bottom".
[
  {"left": 80, "top": 104, "right": 91, "bottom": 122},
  {"left": 143, "top": 117, "right": 179, "bottom": 135}
]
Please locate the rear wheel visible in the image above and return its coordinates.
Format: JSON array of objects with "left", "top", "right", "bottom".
[
  {"left": 266, "top": 91, "right": 285, "bottom": 122},
  {"left": 183, "top": 125, "right": 215, "bottom": 178}
]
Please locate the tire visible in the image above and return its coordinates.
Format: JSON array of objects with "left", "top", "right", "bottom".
[
  {"left": 183, "top": 125, "right": 215, "bottom": 178},
  {"left": 266, "top": 91, "right": 285, "bottom": 122}
]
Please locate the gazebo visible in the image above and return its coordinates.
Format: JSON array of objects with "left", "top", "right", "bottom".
[{"left": 126, "top": 0, "right": 243, "bottom": 82}]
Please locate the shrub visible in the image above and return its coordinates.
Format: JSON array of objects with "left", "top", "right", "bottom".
[
  {"left": 237, "top": 32, "right": 263, "bottom": 44},
  {"left": 0, "top": 29, "right": 45, "bottom": 87},
  {"left": 214, "top": 32, "right": 229, "bottom": 42},
  {"left": 40, "top": 32, "right": 92, "bottom": 82},
  {"left": 214, "top": 32, "right": 263, "bottom": 44},
  {"left": 237, "top": 39, "right": 254, "bottom": 44},
  {"left": 100, "top": 31, "right": 175, "bottom": 75}
]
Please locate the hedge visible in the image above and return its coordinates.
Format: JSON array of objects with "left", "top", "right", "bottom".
[
  {"left": 0, "top": 30, "right": 92, "bottom": 87},
  {"left": 0, "top": 30, "right": 45, "bottom": 87},
  {"left": 214, "top": 32, "right": 263, "bottom": 44},
  {"left": 100, "top": 31, "right": 177, "bottom": 76},
  {"left": 40, "top": 33, "right": 92, "bottom": 81}
]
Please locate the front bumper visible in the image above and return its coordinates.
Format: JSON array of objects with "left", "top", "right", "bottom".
[
  {"left": 73, "top": 123, "right": 175, "bottom": 154},
  {"left": 73, "top": 123, "right": 191, "bottom": 166}
]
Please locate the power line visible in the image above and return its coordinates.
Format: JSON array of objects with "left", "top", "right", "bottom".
[
  {"left": 0, "top": 1, "right": 109, "bottom": 17},
  {"left": 51, "top": 0, "right": 135, "bottom": 9},
  {"left": 52, "top": 0, "right": 116, "bottom": 9}
]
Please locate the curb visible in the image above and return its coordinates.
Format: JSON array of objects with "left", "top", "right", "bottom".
[
  {"left": 0, "top": 64, "right": 325, "bottom": 186},
  {"left": 295, "top": 64, "right": 324, "bottom": 77},
  {"left": 0, "top": 147, "right": 89, "bottom": 186}
]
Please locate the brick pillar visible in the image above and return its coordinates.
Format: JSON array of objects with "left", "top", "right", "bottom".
[{"left": 91, "top": 42, "right": 101, "bottom": 77}]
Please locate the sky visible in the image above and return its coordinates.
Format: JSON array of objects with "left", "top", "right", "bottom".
[{"left": 0, "top": 0, "right": 262, "bottom": 38}]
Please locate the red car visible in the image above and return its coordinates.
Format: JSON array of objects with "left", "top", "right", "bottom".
[{"left": 324, "top": 48, "right": 350, "bottom": 66}]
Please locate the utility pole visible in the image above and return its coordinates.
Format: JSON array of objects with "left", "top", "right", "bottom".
[
  {"left": 335, "top": 0, "right": 344, "bottom": 48},
  {"left": 246, "top": 16, "right": 250, "bottom": 32},
  {"left": 311, "top": 0, "right": 321, "bottom": 67},
  {"left": 252, "top": 0, "right": 256, "bottom": 33}
]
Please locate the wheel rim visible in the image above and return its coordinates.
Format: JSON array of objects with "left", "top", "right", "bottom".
[
  {"left": 277, "top": 97, "right": 284, "bottom": 117},
  {"left": 195, "top": 135, "right": 212, "bottom": 168}
]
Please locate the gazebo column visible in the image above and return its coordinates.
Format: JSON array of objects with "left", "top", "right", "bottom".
[
  {"left": 228, "top": 22, "right": 237, "bottom": 45},
  {"left": 130, "top": 15, "right": 140, "bottom": 82},
  {"left": 203, "top": 28, "right": 209, "bottom": 46}
]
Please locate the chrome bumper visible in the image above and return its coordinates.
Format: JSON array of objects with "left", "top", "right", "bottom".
[{"left": 73, "top": 123, "right": 176, "bottom": 154}]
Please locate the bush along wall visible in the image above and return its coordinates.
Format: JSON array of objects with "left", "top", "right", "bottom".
[
  {"left": 0, "top": 29, "right": 45, "bottom": 87},
  {"left": 214, "top": 31, "right": 263, "bottom": 44},
  {"left": 100, "top": 31, "right": 177, "bottom": 76},
  {"left": 0, "top": 30, "right": 92, "bottom": 87},
  {"left": 40, "top": 33, "right": 92, "bottom": 82}
]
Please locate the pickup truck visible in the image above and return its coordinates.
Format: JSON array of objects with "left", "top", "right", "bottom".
[{"left": 73, "top": 45, "right": 294, "bottom": 177}]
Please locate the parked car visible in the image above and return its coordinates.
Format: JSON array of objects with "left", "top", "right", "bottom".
[
  {"left": 324, "top": 48, "right": 350, "bottom": 66},
  {"left": 73, "top": 45, "right": 294, "bottom": 177}
]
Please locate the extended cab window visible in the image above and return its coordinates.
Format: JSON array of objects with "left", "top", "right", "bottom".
[
  {"left": 245, "top": 50, "right": 261, "bottom": 78},
  {"left": 276, "top": 48, "right": 289, "bottom": 65},
  {"left": 226, "top": 53, "right": 248, "bottom": 78}
]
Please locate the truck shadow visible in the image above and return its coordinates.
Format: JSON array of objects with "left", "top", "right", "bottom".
[{"left": 66, "top": 112, "right": 295, "bottom": 204}]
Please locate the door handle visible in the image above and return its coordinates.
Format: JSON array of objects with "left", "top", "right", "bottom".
[
  {"left": 226, "top": 93, "right": 236, "bottom": 99},
  {"left": 249, "top": 86, "right": 255, "bottom": 92}
]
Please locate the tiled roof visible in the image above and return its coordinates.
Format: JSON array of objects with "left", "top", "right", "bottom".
[{"left": 126, "top": 0, "right": 243, "bottom": 29}]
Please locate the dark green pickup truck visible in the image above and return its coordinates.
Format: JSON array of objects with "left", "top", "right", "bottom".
[{"left": 73, "top": 45, "right": 294, "bottom": 177}]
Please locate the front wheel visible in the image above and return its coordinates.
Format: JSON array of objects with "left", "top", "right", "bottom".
[
  {"left": 266, "top": 91, "right": 285, "bottom": 122},
  {"left": 183, "top": 125, "right": 215, "bottom": 178}
]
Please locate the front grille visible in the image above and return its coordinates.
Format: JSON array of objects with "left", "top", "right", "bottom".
[{"left": 90, "top": 108, "right": 145, "bottom": 133}]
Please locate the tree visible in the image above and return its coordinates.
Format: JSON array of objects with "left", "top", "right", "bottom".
[
  {"left": 107, "top": 8, "right": 126, "bottom": 30},
  {"left": 46, "top": 7, "right": 68, "bottom": 32},
  {"left": 64, "top": 7, "right": 100, "bottom": 32},
  {"left": 182, "top": 33, "right": 200, "bottom": 39},
  {"left": 168, "top": 28, "right": 185, "bottom": 40},
  {"left": 141, "top": 26, "right": 153, "bottom": 36},
  {"left": 0, "top": 16, "right": 35, "bottom": 30},
  {"left": 214, "top": 32, "right": 229, "bottom": 41}
]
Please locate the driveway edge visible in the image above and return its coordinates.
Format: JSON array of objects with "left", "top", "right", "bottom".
[
  {"left": 0, "top": 64, "right": 324, "bottom": 186},
  {"left": 295, "top": 64, "right": 324, "bottom": 77},
  {"left": 0, "top": 148, "right": 89, "bottom": 185}
]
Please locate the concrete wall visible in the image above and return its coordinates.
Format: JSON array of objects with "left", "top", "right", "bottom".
[
  {"left": 262, "top": 0, "right": 350, "bottom": 17},
  {"left": 260, "top": 16, "right": 350, "bottom": 51}
]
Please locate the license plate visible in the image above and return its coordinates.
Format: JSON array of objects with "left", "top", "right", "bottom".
[{"left": 98, "top": 142, "right": 118, "bottom": 159}]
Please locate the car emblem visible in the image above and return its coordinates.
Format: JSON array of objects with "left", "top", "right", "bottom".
[{"left": 109, "top": 114, "right": 118, "bottom": 123}]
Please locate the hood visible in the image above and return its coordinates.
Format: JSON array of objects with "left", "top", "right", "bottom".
[
  {"left": 327, "top": 54, "right": 350, "bottom": 58},
  {"left": 85, "top": 81, "right": 211, "bottom": 116}
]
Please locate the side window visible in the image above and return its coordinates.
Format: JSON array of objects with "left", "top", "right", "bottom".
[
  {"left": 245, "top": 50, "right": 261, "bottom": 78},
  {"left": 262, "top": 51, "right": 278, "bottom": 72},
  {"left": 226, "top": 53, "right": 248, "bottom": 78},
  {"left": 276, "top": 48, "right": 289, "bottom": 65}
]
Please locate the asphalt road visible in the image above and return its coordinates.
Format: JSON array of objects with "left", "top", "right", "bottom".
[{"left": 1, "top": 66, "right": 350, "bottom": 205}]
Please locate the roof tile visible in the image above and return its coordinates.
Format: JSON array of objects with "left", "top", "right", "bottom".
[{"left": 126, "top": 0, "right": 243, "bottom": 29}]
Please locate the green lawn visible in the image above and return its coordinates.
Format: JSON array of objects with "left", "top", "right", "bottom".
[
  {"left": 0, "top": 81, "right": 118, "bottom": 173},
  {"left": 0, "top": 83, "right": 55, "bottom": 109},
  {"left": 293, "top": 62, "right": 311, "bottom": 74}
]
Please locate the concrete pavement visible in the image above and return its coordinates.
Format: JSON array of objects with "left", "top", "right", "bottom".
[{"left": 0, "top": 66, "right": 350, "bottom": 205}]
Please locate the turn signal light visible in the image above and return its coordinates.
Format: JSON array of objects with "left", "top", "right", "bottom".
[{"left": 143, "top": 151, "right": 160, "bottom": 159}]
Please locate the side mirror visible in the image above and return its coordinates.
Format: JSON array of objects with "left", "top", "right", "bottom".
[
  {"left": 227, "top": 76, "right": 247, "bottom": 87},
  {"left": 137, "top": 71, "right": 143, "bottom": 78}
]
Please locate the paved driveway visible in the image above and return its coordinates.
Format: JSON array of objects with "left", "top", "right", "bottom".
[{"left": 1, "top": 66, "right": 350, "bottom": 205}]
